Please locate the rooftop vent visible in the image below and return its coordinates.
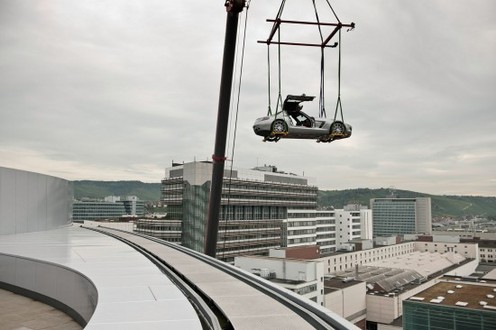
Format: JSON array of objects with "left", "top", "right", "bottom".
[
  {"left": 342, "top": 276, "right": 355, "bottom": 283},
  {"left": 430, "top": 298, "right": 443, "bottom": 304},
  {"left": 493, "top": 288, "right": 496, "bottom": 293},
  {"left": 410, "top": 297, "right": 425, "bottom": 301},
  {"left": 483, "top": 305, "right": 496, "bottom": 311},
  {"left": 486, "top": 294, "right": 495, "bottom": 299},
  {"left": 447, "top": 290, "right": 455, "bottom": 294},
  {"left": 480, "top": 301, "right": 488, "bottom": 306},
  {"left": 437, "top": 296, "right": 445, "bottom": 300},
  {"left": 456, "top": 285, "right": 463, "bottom": 289},
  {"left": 455, "top": 301, "right": 468, "bottom": 307}
]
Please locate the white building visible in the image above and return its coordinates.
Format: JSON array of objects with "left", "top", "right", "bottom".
[
  {"left": 328, "top": 240, "right": 479, "bottom": 328},
  {"left": 432, "top": 230, "right": 496, "bottom": 263},
  {"left": 335, "top": 205, "right": 372, "bottom": 250},
  {"left": 235, "top": 255, "right": 325, "bottom": 305},
  {"left": 283, "top": 207, "right": 371, "bottom": 255},
  {"left": 324, "top": 278, "right": 367, "bottom": 328},
  {"left": 283, "top": 210, "right": 319, "bottom": 248},
  {"left": 321, "top": 242, "right": 417, "bottom": 274}
]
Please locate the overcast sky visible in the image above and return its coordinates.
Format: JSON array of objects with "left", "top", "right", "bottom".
[{"left": 1, "top": 0, "right": 495, "bottom": 196}]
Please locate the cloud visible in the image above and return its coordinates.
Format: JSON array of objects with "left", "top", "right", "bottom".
[{"left": 0, "top": 0, "right": 495, "bottom": 196}]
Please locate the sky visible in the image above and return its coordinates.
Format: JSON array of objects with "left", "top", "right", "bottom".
[{"left": 1, "top": 0, "right": 495, "bottom": 196}]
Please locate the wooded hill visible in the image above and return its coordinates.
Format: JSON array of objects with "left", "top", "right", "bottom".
[
  {"left": 73, "top": 180, "right": 161, "bottom": 201},
  {"left": 73, "top": 181, "right": 496, "bottom": 219},
  {"left": 318, "top": 188, "right": 496, "bottom": 219}
]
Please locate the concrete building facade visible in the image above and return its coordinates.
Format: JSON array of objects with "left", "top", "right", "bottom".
[
  {"left": 160, "top": 162, "right": 318, "bottom": 261},
  {"left": 320, "top": 242, "right": 417, "bottom": 274},
  {"left": 324, "top": 278, "right": 367, "bottom": 328},
  {"left": 282, "top": 206, "right": 372, "bottom": 255},
  {"left": 283, "top": 210, "right": 338, "bottom": 254},
  {"left": 335, "top": 205, "right": 372, "bottom": 250}
]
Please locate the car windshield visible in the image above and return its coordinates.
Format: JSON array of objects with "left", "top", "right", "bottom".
[{"left": 289, "top": 111, "right": 312, "bottom": 127}]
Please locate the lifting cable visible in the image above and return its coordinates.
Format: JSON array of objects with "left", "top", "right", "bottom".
[
  {"left": 222, "top": 0, "right": 251, "bottom": 260},
  {"left": 321, "top": 0, "right": 347, "bottom": 122},
  {"left": 317, "top": 0, "right": 342, "bottom": 119},
  {"left": 266, "top": 0, "right": 346, "bottom": 120},
  {"left": 276, "top": 27, "right": 283, "bottom": 115},
  {"left": 312, "top": 0, "right": 326, "bottom": 118},
  {"left": 266, "top": 0, "right": 286, "bottom": 116},
  {"left": 333, "top": 28, "right": 344, "bottom": 122}
]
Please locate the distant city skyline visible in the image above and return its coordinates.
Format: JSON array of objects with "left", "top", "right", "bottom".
[{"left": 1, "top": 1, "right": 495, "bottom": 196}]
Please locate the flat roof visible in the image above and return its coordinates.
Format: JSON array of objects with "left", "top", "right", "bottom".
[
  {"left": 236, "top": 254, "right": 317, "bottom": 263},
  {"left": 484, "top": 269, "right": 496, "bottom": 280},
  {"left": 0, "top": 225, "right": 202, "bottom": 329},
  {"left": 365, "top": 251, "right": 466, "bottom": 278},
  {"left": 324, "top": 278, "right": 363, "bottom": 290},
  {"left": 408, "top": 281, "right": 496, "bottom": 311},
  {"left": 0, "top": 225, "right": 335, "bottom": 330}
]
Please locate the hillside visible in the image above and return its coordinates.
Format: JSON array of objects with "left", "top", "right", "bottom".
[
  {"left": 73, "top": 181, "right": 496, "bottom": 219},
  {"left": 318, "top": 188, "right": 496, "bottom": 219},
  {"left": 73, "top": 180, "right": 161, "bottom": 201}
]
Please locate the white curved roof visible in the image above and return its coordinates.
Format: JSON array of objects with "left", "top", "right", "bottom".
[{"left": 0, "top": 225, "right": 202, "bottom": 329}]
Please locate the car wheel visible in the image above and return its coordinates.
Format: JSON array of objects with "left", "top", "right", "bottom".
[
  {"left": 330, "top": 121, "right": 346, "bottom": 135},
  {"left": 271, "top": 119, "right": 288, "bottom": 134},
  {"left": 264, "top": 135, "right": 280, "bottom": 142}
]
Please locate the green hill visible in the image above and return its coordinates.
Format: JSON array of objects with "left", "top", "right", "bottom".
[
  {"left": 73, "top": 180, "right": 161, "bottom": 201},
  {"left": 73, "top": 181, "right": 496, "bottom": 219},
  {"left": 318, "top": 188, "right": 496, "bottom": 219}
]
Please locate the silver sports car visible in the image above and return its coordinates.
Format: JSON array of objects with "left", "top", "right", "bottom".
[{"left": 253, "top": 94, "right": 352, "bottom": 142}]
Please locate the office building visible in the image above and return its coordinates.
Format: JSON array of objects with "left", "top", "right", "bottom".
[
  {"left": 160, "top": 161, "right": 318, "bottom": 261},
  {"left": 283, "top": 209, "right": 336, "bottom": 253},
  {"left": 134, "top": 218, "right": 182, "bottom": 242},
  {"left": 371, "top": 197, "right": 432, "bottom": 237},
  {"left": 283, "top": 206, "right": 373, "bottom": 254},
  {"left": 72, "top": 195, "right": 145, "bottom": 221}
]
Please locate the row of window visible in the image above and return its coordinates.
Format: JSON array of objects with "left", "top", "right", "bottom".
[{"left": 326, "top": 243, "right": 415, "bottom": 265}]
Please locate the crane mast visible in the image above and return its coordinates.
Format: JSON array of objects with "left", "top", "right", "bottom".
[{"left": 204, "top": 0, "right": 246, "bottom": 258}]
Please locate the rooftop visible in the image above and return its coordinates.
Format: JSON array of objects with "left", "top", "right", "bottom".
[
  {"left": 408, "top": 281, "right": 496, "bottom": 311},
  {"left": 365, "top": 250, "right": 466, "bottom": 277},
  {"left": 324, "top": 277, "right": 363, "bottom": 291}
]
